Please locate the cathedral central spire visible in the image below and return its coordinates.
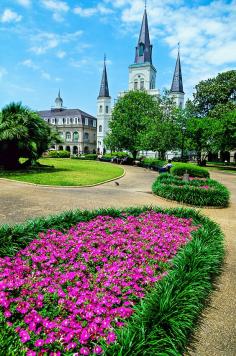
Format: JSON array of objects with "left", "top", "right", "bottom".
[
  {"left": 98, "top": 55, "right": 110, "bottom": 98},
  {"left": 134, "top": 8, "right": 152, "bottom": 64}
]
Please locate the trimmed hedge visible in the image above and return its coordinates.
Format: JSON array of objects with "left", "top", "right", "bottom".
[
  {"left": 171, "top": 163, "right": 210, "bottom": 178},
  {"left": 74, "top": 154, "right": 97, "bottom": 160},
  {"left": 0, "top": 206, "right": 224, "bottom": 355},
  {"left": 152, "top": 173, "right": 230, "bottom": 207},
  {"left": 140, "top": 158, "right": 165, "bottom": 170},
  {"left": 47, "top": 150, "right": 70, "bottom": 158}
]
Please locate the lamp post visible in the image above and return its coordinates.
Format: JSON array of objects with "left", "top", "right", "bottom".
[{"left": 181, "top": 126, "right": 186, "bottom": 161}]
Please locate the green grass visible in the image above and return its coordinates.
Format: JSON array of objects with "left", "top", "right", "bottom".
[
  {"left": 0, "top": 158, "right": 124, "bottom": 186},
  {"left": 0, "top": 206, "right": 224, "bottom": 355}
]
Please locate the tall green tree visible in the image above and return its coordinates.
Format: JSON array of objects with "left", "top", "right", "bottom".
[
  {"left": 0, "top": 102, "right": 59, "bottom": 169},
  {"left": 186, "top": 70, "right": 236, "bottom": 118},
  {"left": 105, "top": 91, "right": 158, "bottom": 159},
  {"left": 141, "top": 92, "right": 183, "bottom": 159}
]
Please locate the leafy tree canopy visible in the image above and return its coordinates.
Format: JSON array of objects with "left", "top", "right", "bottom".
[
  {"left": 105, "top": 91, "right": 159, "bottom": 159},
  {"left": 0, "top": 102, "right": 60, "bottom": 169},
  {"left": 186, "top": 70, "right": 236, "bottom": 118}
]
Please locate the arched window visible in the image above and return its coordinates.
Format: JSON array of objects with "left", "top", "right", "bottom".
[
  {"left": 73, "top": 132, "right": 79, "bottom": 142},
  {"left": 99, "top": 125, "right": 102, "bottom": 132},
  {"left": 74, "top": 117, "right": 78, "bottom": 124},
  {"left": 63, "top": 118, "right": 66, "bottom": 124},
  {"left": 139, "top": 43, "right": 144, "bottom": 56},
  {"left": 66, "top": 132, "right": 71, "bottom": 141},
  {"left": 70, "top": 118, "right": 73, "bottom": 124},
  {"left": 66, "top": 117, "right": 70, "bottom": 124},
  {"left": 99, "top": 105, "right": 102, "bottom": 113},
  {"left": 134, "top": 81, "right": 138, "bottom": 90},
  {"left": 105, "top": 106, "right": 109, "bottom": 113},
  {"left": 58, "top": 131, "right": 64, "bottom": 138},
  {"left": 47, "top": 118, "right": 50, "bottom": 123},
  {"left": 140, "top": 79, "right": 144, "bottom": 90},
  {"left": 84, "top": 132, "right": 89, "bottom": 140}
]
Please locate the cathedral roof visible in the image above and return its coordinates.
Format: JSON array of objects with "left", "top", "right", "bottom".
[
  {"left": 171, "top": 50, "right": 184, "bottom": 93},
  {"left": 134, "top": 9, "right": 152, "bottom": 64},
  {"left": 98, "top": 58, "right": 110, "bottom": 98}
]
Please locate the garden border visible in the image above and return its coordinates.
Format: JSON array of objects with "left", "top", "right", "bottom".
[{"left": 0, "top": 206, "right": 224, "bottom": 355}]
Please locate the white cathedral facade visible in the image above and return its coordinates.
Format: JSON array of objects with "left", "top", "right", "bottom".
[{"left": 96, "top": 8, "right": 185, "bottom": 155}]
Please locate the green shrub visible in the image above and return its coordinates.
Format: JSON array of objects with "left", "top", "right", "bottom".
[
  {"left": 103, "top": 152, "right": 130, "bottom": 159},
  {"left": 152, "top": 173, "right": 229, "bottom": 207},
  {"left": 171, "top": 163, "right": 210, "bottom": 178},
  {"left": 47, "top": 150, "right": 70, "bottom": 158},
  {"left": 75, "top": 154, "right": 97, "bottom": 160},
  {"left": 140, "top": 158, "right": 165, "bottom": 170},
  {"left": 0, "top": 207, "right": 224, "bottom": 355}
]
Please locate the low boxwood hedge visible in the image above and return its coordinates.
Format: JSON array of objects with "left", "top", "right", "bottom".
[
  {"left": 47, "top": 150, "right": 70, "bottom": 158},
  {"left": 152, "top": 173, "right": 229, "bottom": 207},
  {"left": 0, "top": 206, "right": 224, "bottom": 355},
  {"left": 171, "top": 163, "right": 210, "bottom": 178},
  {"left": 74, "top": 154, "right": 97, "bottom": 160}
]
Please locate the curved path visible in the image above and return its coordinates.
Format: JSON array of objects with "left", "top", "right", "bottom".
[{"left": 0, "top": 166, "right": 235, "bottom": 355}]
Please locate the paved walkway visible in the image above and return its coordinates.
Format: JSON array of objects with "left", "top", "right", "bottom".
[{"left": 0, "top": 166, "right": 235, "bottom": 355}]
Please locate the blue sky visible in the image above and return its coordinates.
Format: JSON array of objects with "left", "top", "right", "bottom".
[{"left": 0, "top": 0, "right": 235, "bottom": 116}]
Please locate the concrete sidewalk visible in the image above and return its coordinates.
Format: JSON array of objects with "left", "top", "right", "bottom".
[{"left": 0, "top": 166, "right": 235, "bottom": 355}]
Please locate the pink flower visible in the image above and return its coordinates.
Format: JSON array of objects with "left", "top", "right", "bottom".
[
  {"left": 34, "top": 339, "right": 45, "bottom": 347},
  {"left": 80, "top": 347, "right": 90, "bottom": 355},
  {"left": 107, "top": 332, "right": 117, "bottom": 344},
  {"left": 93, "top": 345, "right": 103, "bottom": 354}
]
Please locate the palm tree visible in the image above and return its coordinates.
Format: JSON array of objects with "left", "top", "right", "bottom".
[{"left": 0, "top": 102, "right": 59, "bottom": 169}]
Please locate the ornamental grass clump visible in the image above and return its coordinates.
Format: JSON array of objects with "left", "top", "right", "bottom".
[
  {"left": 153, "top": 173, "right": 229, "bottom": 207},
  {"left": 0, "top": 211, "right": 197, "bottom": 355}
]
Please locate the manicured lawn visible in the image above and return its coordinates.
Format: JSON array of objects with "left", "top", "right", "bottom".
[{"left": 0, "top": 159, "right": 124, "bottom": 186}]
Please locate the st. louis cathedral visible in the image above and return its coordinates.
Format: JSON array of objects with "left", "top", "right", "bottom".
[
  {"left": 97, "top": 7, "right": 184, "bottom": 154},
  {"left": 39, "top": 8, "right": 184, "bottom": 156}
]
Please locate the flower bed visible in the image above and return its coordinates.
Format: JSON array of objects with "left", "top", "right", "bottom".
[
  {"left": 0, "top": 207, "right": 224, "bottom": 355},
  {"left": 152, "top": 173, "right": 230, "bottom": 207}
]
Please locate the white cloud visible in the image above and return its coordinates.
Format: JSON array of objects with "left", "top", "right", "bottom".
[
  {"left": 21, "top": 59, "right": 39, "bottom": 69},
  {"left": 16, "top": 0, "right": 31, "bottom": 7},
  {"left": 41, "top": 0, "right": 69, "bottom": 12},
  {"left": 0, "top": 66, "right": 8, "bottom": 79},
  {"left": 0, "top": 9, "right": 22, "bottom": 23},
  {"left": 73, "top": 3, "right": 113, "bottom": 17},
  {"left": 41, "top": 70, "right": 51, "bottom": 80},
  {"left": 56, "top": 50, "right": 66, "bottom": 58},
  {"left": 41, "top": 0, "right": 69, "bottom": 21}
]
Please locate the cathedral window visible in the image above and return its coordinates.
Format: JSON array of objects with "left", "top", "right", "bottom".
[
  {"left": 66, "top": 132, "right": 71, "bottom": 141},
  {"left": 99, "top": 105, "right": 103, "bottom": 113},
  {"left": 134, "top": 81, "right": 138, "bottom": 90},
  {"left": 140, "top": 80, "right": 144, "bottom": 90},
  {"left": 105, "top": 106, "right": 109, "bottom": 113},
  {"left": 99, "top": 125, "right": 102, "bottom": 132}
]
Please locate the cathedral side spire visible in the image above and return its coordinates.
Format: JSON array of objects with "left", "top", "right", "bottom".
[
  {"left": 171, "top": 46, "right": 184, "bottom": 94},
  {"left": 98, "top": 55, "right": 110, "bottom": 98},
  {"left": 134, "top": 8, "right": 152, "bottom": 64}
]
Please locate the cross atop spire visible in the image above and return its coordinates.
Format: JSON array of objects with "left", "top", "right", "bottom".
[
  {"left": 134, "top": 8, "right": 152, "bottom": 64},
  {"left": 98, "top": 56, "right": 110, "bottom": 98},
  {"left": 171, "top": 46, "right": 184, "bottom": 93}
]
